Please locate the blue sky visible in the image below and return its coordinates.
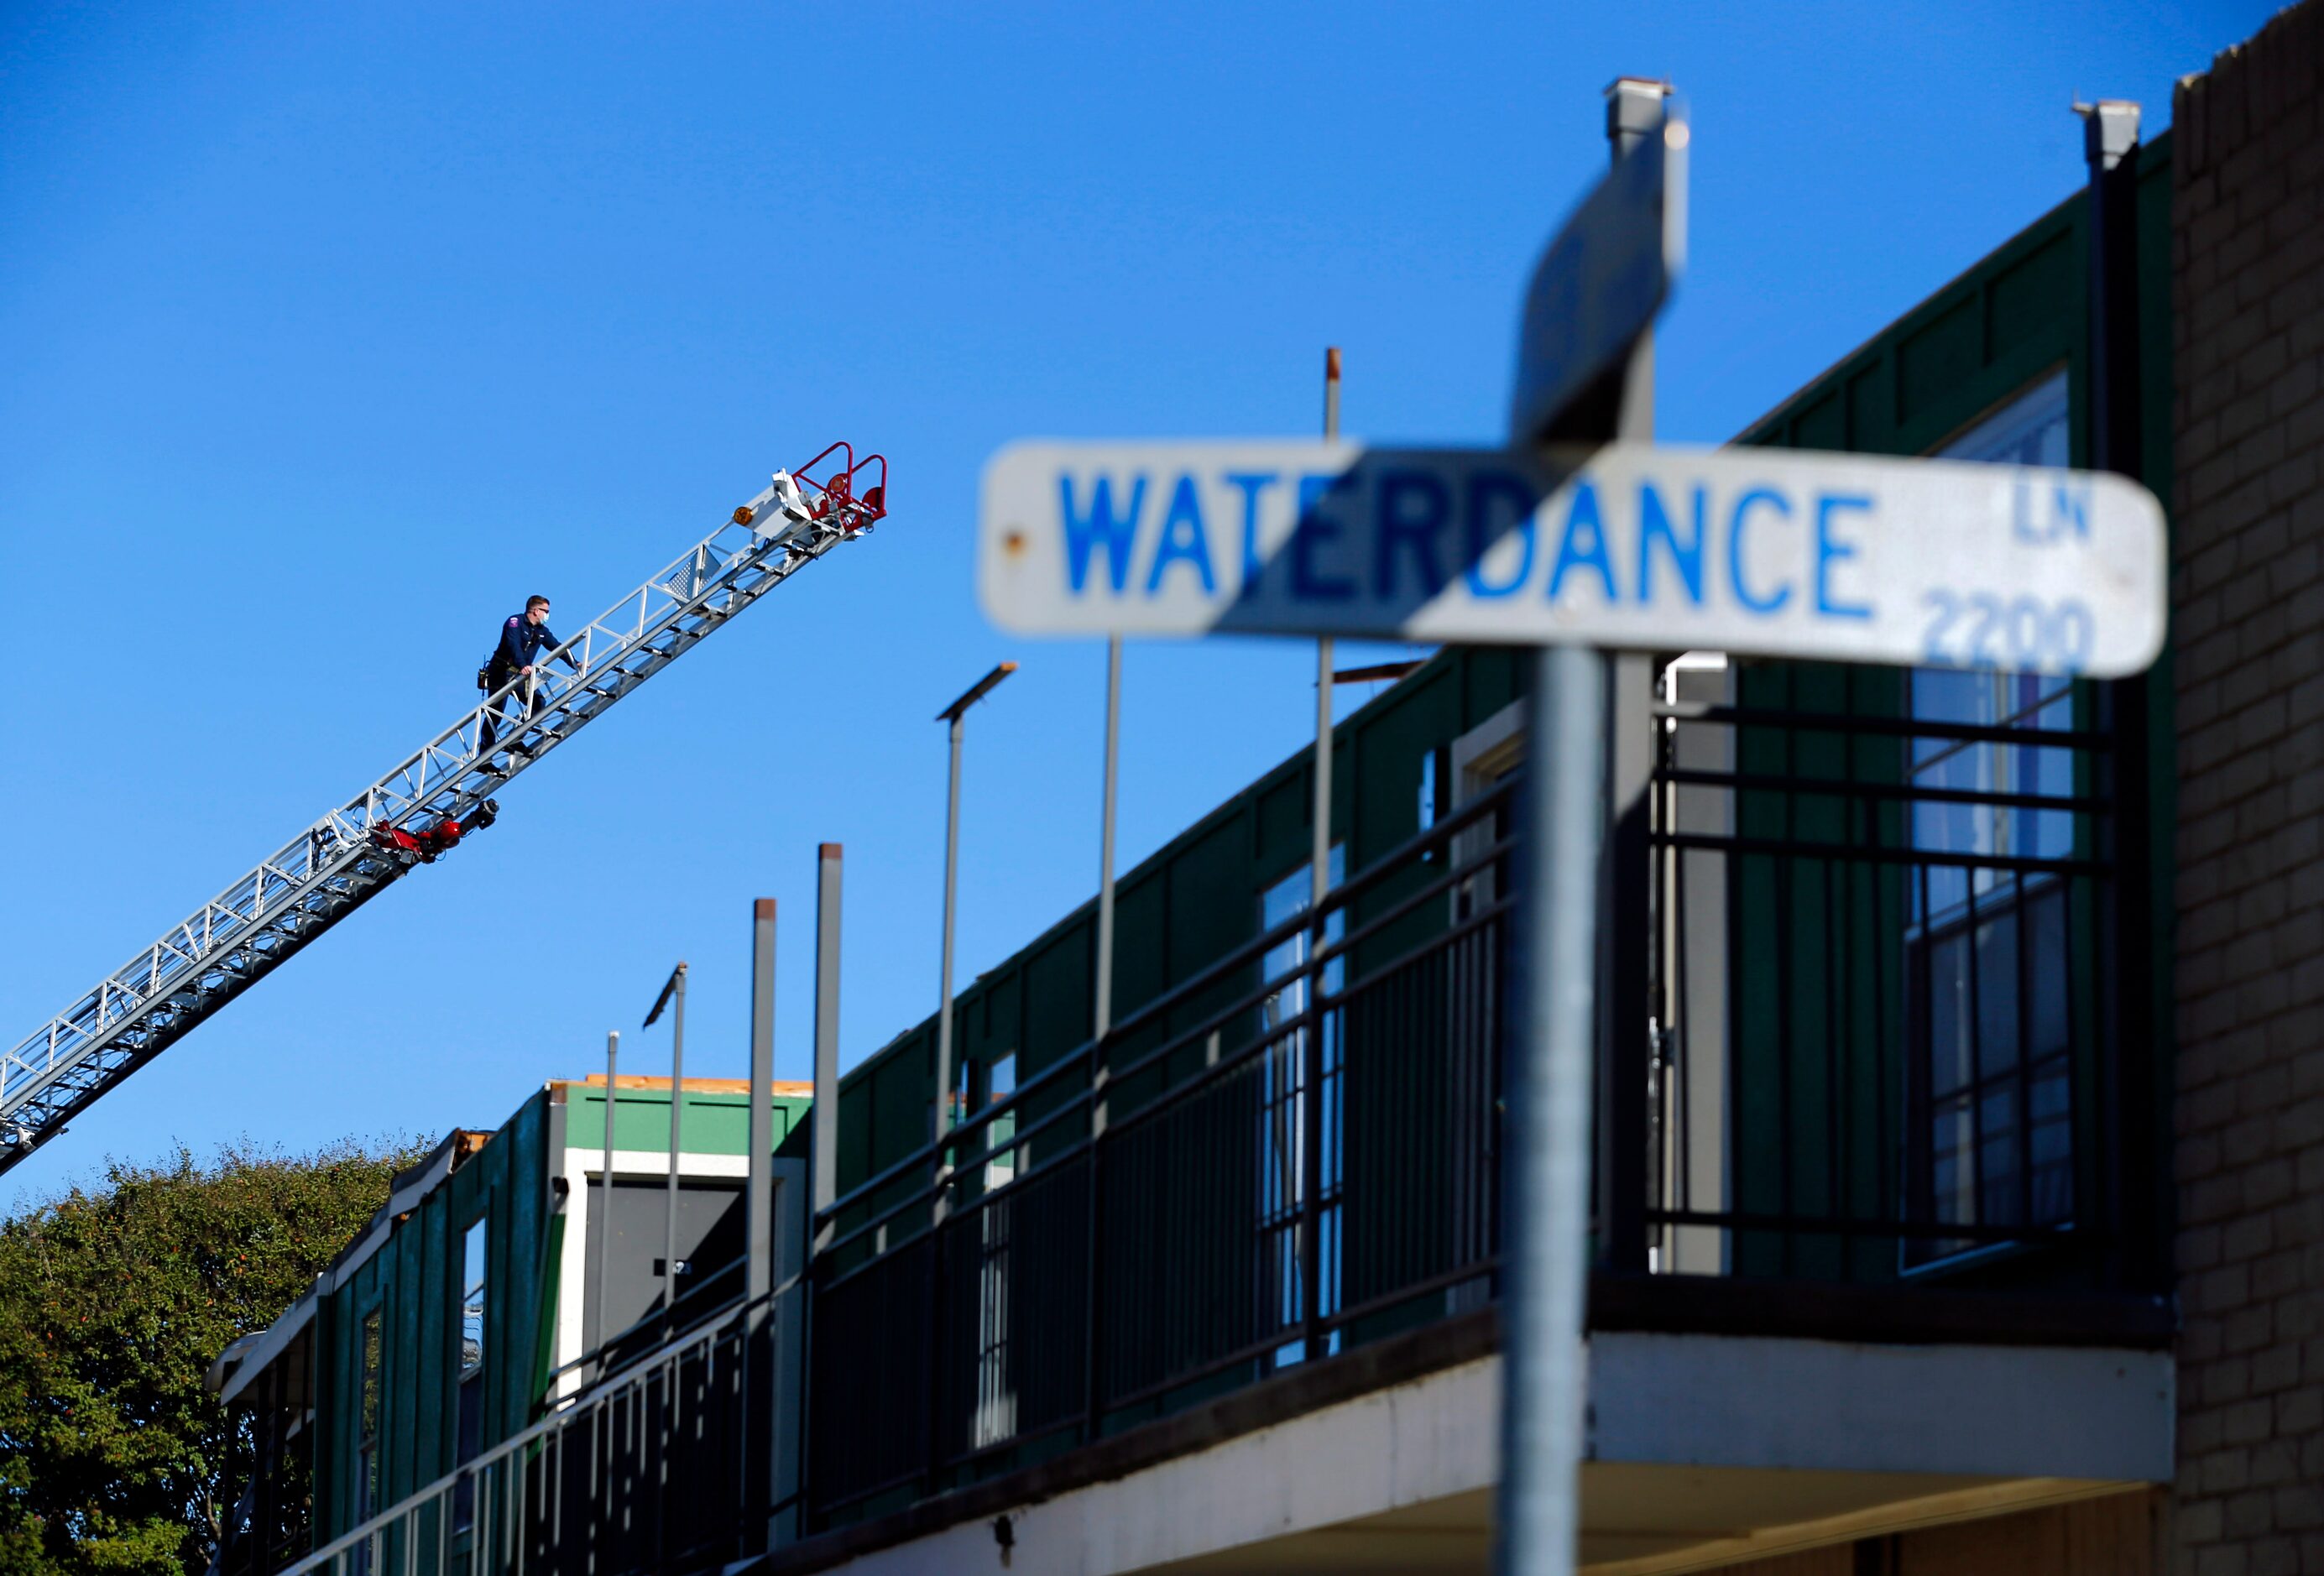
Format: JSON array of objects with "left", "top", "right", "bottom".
[{"left": 0, "top": 0, "right": 2269, "bottom": 1208}]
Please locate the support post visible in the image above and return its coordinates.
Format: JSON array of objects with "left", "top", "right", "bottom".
[
  {"left": 744, "top": 898, "right": 776, "bottom": 1553},
  {"left": 933, "top": 663, "right": 1014, "bottom": 1171},
  {"left": 1501, "top": 643, "right": 1606, "bottom": 1575},
  {"left": 1300, "top": 345, "right": 1343, "bottom": 1357},
  {"left": 1087, "top": 635, "right": 1121, "bottom": 1437},
  {"left": 748, "top": 905, "right": 776, "bottom": 1302},
  {"left": 1496, "top": 75, "right": 1666, "bottom": 1576},
  {"left": 934, "top": 717, "right": 966, "bottom": 1511},
  {"left": 1597, "top": 79, "right": 1663, "bottom": 1280},
  {"left": 812, "top": 846, "right": 843, "bottom": 1251},
  {"left": 596, "top": 1029, "right": 617, "bottom": 1364},
  {"left": 642, "top": 961, "right": 690, "bottom": 1315},
  {"left": 937, "top": 712, "right": 964, "bottom": 1152},
  {"left": 2078, "top": 97, "right": 2159, "bottom": 1292},
  {"left": 1312, "top": 346, "right": 1342, "bottom": 911}
]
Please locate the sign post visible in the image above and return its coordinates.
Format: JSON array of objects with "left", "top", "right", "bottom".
[
  {"left": 970, "top": 81, "right": 2167, "bottom": 1575},
  {"left": 1501, "top": 77, "right": 1667, "bottom": 1576}
]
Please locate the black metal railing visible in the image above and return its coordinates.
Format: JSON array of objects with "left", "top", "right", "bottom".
[
  {"left": 804, "top": 783, "right": 1516, "bottom": 1525},
  {"left": 284, "top": 1286, "right": 772, "bottom": 1576},
  {"left": 803, "top": 666, "right": 2164, "bottom": 1528},
  {"left": 1637, "top": 668, "right": 2155, "bottom": 1287}
]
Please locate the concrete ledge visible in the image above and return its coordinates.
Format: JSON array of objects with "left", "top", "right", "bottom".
[
  {"left": 1590, "top": 1331, "right": 2176, "bottom": 1482},
  {"left": 755, "top": 1308, "right": 1499, "bottom": 1574},
  {"left": 755, "top": 1276, "right": 2177, "bottom": 1573}
]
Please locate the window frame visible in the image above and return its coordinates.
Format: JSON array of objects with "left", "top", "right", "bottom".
[
  {"left": 452, "top": 1212, "right": 489, "bottom": 1531},
  {"left": 1255, "top": 847, "right": 1346, "bottom": 1366},
  {"left": 1898, "top": 368, "right": 2086, "bottom": 1276}
]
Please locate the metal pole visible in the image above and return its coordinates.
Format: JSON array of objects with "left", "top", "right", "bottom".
[
  {"left": 664, "top": 964, "right": 688, "bottom": 1312},
  {"left": 1312, "top": 347, "right": 1342, "bottom": 910},
  {"left": 1094, "top": 638, "right": 1122, "bottom": 1037},
  {"left": 1293, "top": 345, "right": 1344, "bottom": 1363},
  {"left": 744, "top": 896, "right": 776, "bottom": 1554},
  {"left": 597, "top": 1030, "right": 617, "bottom": 1364},
  {"left": 1596, "top": 80, "right": 1667, "bottom": 1277},
  {"left": 933, "top": 663, "right": 1016, "bottom": 1157},
  {"left": 747, "top": 903, "right": 776, "bottom": 1302},
  {"left": 812, "top": 845, "right": 843, "bottom": 1251},
  {"left": 1496, "top": 76, "right": 1665, "bottom": 1576},
  {"left": 1499, "top": 646, "right": 1603, "bottom": 1575},
  {"left": 937, "top": 713, "right": 965, "bottom": 1144},
  {"left": 2078, "top": 97, "right": 2156, "bottom": 1292}
]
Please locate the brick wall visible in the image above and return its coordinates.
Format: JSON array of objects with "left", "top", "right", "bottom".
[{"left": 2170, "top": 5, "right": 2324, "bottom": 1574}]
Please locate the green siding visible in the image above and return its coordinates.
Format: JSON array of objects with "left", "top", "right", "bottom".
[
  {"left": 1726, "top": 138, "right": 2177, "bottom": 1287},
  {"left": 314, "top": 1091, "right": 553, "bottom": 1542},
  {"left": 1741, "top": 190, "right": 2085, "bottom": 460},
  {"left": 1733, "top": 194, "right": 2090, "bottom": 1285},
  {"left": 560, "top": 1083, "right": 812, "bottom": 1156},
  {"left": 829, "top": 644, "right": 1526, "bottom": 1212},
  {"left": 308, "top": 1082, "right": 812, "bottom": 1544}
]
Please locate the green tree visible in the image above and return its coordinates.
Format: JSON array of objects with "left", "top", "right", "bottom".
[{"left": 0, "top": 1140, "right": 426, "bottom": 1576}]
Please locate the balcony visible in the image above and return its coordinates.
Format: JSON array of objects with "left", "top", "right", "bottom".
[{"left": 783, "top": 667, "right": 2175, "bottom": 1573}]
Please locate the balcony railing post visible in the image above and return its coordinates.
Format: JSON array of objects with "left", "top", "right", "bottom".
[
  {"left": 1299, "top": 907, "right": 1329, "bottom": 1358},
  {"left": 1082, "top": 1035, "right": 1110, "bottom": 1444},
  {"left": 1598, "top": 653, "right": 1656, "bottom": 1274},
  {"left": 2081, "top": 98, "right": 2160, "bottom": 1296}
]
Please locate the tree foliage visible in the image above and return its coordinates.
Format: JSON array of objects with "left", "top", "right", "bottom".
[{"left": 0, "top": 1140, "right": 426, "bottom": 1576}]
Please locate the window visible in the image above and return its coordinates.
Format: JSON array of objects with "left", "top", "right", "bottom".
[
  {"left": 1417, "top": 746, "right": 1448, "bottom": 860},
  {"left": 969, "top": 1052, "right": 1020, "bottom": 1448},
  {"left": 355, "top": 1310, "right": 381, "bottom": 1576},
  {"left": 983, "top": 1052, "right": 1018, "bottom": 1189},
  {"left": 1258, "top": 848, "right": 1345, "bottom": 1365},
  {"left": 453, "top": 1219, "right": 487, "bottom": 1529},
  {"left": 1904, "top": 373, "right": 2078, "bottom": 1268}
]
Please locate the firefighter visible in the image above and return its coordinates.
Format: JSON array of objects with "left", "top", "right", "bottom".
[{"left": 479, "top": 595, "right": 582, "bottom": 756}]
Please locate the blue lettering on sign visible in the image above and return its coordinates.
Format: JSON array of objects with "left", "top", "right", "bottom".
[
  {"left": 1464, "top": 469, "right": 1538, "bottom": 598},
  {"left": 1376, "top": 469, "right": 1449, "bottom": 599},
  {"left": 1292, "top": 472, "right": 1356, "bottom": 602},
  {"left": 2053, "top": 484, "right": 2090, "bottom": 540},
  {"left": 1637, "top": 482, "right": 1705, "bottom": 606},
  {"left": 1225, "top": 472, "right": 1278, "bottom": 591},
  {"left": 1061, "top": 473, "right": 1146, "bottom": 595},
  {"left": 1813, "top": 493, "right": 1874, "bottom": 620},
  {"left": 2011, "top": 478, "right": 2094, "bottom": 545},
  {"left": 1548, "top": 481, "right": 1617, "bottom": 603},
  {"left": 1146, "top": 473, "right": 1217, "bottom": 594},
  {"left": 1727, "top": 488, "right": 1792, "bottom": 613}
]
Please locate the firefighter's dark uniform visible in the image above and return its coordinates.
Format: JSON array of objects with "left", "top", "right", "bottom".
[{"left": 480, "top": 613, "right": 580, "bottom": 753}]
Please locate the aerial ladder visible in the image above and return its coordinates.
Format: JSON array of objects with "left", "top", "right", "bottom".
[{"left": 0, "top": 444, "right": 888, "bottom": 1176}]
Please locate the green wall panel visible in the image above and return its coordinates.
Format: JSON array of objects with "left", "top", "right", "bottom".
[
  {"left": 826, "top": 645, "right": 1523, "bottom": 1223},
  {"left": 1721, "top": 159, "right": 2178, "bottom": 1290},
  {"left": 561, "top": 1084, "right": 808, "bottom": 1156}
]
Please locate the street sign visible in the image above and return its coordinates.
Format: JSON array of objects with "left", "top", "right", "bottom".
[
  {"left": 977, "top": 439, "right": 2167, "bottom": 676},
  {"left": 1508, "top": 114, "right": 1686, "bottom": 444}
]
